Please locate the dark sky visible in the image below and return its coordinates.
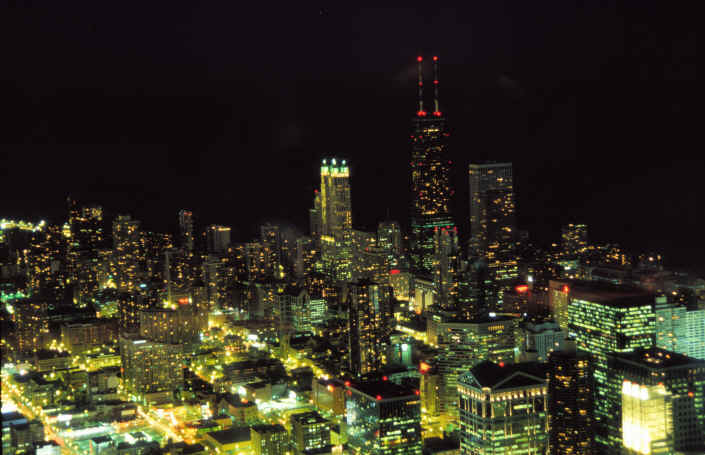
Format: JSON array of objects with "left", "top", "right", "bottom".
[{"left": 1, "top": 2, "right": 701, "bottom": 267}]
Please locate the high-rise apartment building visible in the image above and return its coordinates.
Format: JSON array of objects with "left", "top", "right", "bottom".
[
  {"left": 346, "top": 379, "right": 422, "bottom": 455},
  {"left": 566, "top": 282, "right": 656, "bottom": 453},
  {"left": 119, "top": 333, "right": 183, "bottom": 404},
  {"left": 347, "top": 280, "right": 394, "bottom": 376},
  {"left": 14, "top": 297, "right": 48, "bottom": 354},
  {"left": 261, "top": 223, "right": 283, "bottom": 278},
  {"left": 178, "top": 210, "right": 194, "bottom": 253},
  {"left": 609, "top": 348, "right": 705, "bottom": 454},
  {"left": 410, "top": 56, "right": 454, "bottom": 277},
  {"left": 112, "top": 215, "right": 141, "bottom": 292},
  {"left": 468, "top": 162, "right": 519, "bottom": 296},
  {"left": 547, "top": 344, "right": 594, "bottom": 455},
  {"left": 458, "top": 361, "right": 549, "bottom": 455},
  {"left": 319, "top": 158, "right": 352, "bottom": 282}
]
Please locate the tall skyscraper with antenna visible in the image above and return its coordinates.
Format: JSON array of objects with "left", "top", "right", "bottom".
[{"left": 409, "top": 55, "right": 455, "bottom": 277}]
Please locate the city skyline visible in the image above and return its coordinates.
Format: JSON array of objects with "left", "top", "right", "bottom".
[{"left": 1, "top": 3, "right": 701, "bottom": 269}]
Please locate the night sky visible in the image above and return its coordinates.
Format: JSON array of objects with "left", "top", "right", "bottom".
[{"left": 1, "top": 3, "right": 701, "bottom": 268}]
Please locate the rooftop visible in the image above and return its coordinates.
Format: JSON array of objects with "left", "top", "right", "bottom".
[
  {"left": 348, "top": 379, "right": 417, "bottom": 400},
  {"left": 251, "top": 424, "right": 287, "bottom": 434},
  {"left": 206, "top": 427, "right": 251, "bottom": 445},
  {"left": 611, "top": 347, "right": 705, "bottom": 370},
  {"left": 557, "top": 280, "right": 654, "bottom": 306},
  {"left": 462, "top": 361, "right": 548, "bottom": 390},
  {"left": 291, "top": 411, "right": 328, "bottom": 425}
]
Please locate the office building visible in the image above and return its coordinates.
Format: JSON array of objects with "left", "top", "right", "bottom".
[
  {"left": 655, "top": 297, "right": 705, "bottom": 360},
  {"left": 426, "top": 313, "right": 519, "bottom": 422},
  {"left": 319, "top": 158, "right": 353, "bottom": 282},
  {"left": 468, "top": 162, "right": 519, "bottom": 302},
  {"left": 346, "top": 379, "right": 422, "bottom": 455},
  {"left": 610, "top": 348, "right": 705, "bottom": 454},
  {"left": 291, "top": 412, "right": 331, "bottom": 455},
  {"left": 251, "top": 424, "right": 288, "bottom": 455},
  {"left": 347, "top": 280, "right": 394, "bottom": 376},
  {"left": 547, "top": 344, "right": 594, "bottom": 455},
  {"left": 458, "top": 361, "right": 549, "bottom": 455},
  {"left": 566, "top": 281, "right": 656, "bottom": 452},
  {"left": 521, "top": 321, "right": 566, "bottom": 362},
  {"left": 409, "top": 56, "right": 455, "bottom": 277}
]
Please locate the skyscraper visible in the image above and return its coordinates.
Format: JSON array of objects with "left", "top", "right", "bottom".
[
  {"left": 112, "top": 215, "right": 141, "bottom": 293},
  {"left": 319, "top": 158, "right": 352, "bottom": 282},
  {"left": 561, "top": 223, "right": 588, "bottom": 258},
  {"left": 547, "top": 343, "right": 594, "bottom": 455},
  {"left": 178, "top": 210, "right": 194, "bottom": 253},
  {"left": 409, "top": 56, "right": 454, "bottom": 277},
  {"left": 468, "top": 162, "right": 519, "bottom": 304},
  {"left": 290, "top": 411, "right": 331, "bottom": 455},
  {"left": 347, "top": 280, "right": 394, "bottom": 376},
  {"left": 566, "top": 282, "right": 656, "bottom": 453}
]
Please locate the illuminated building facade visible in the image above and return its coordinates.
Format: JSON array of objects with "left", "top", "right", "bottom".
[
  {"left": 432, "top": 226, "right": 460, "bottom": 311},
  {"left": 261, "top": 223, "right": 283, "bottom": 278},
  {"left": 426, "top": 314, "right": 519, "bottom": 421},
  {"left": 561, "top": 223, "right": 588, "bottom": 258},
  {"left": 112, "top": 215, "right": 141, "bottom": 293},
  {"left": 117, "top": 292, "right": 150, "bottom": 332},
  {"left": 251, "top": 424, "right": 288, "bottom": 455},
  {"left": 178, "top": 209, "right": 194, "bottom": 253},
  {"left": 295, "top": 236, "right": 317, "bottom": 278},
  {"left": 119, "top": 333, "right": 183, "bottom": 403},
  {"left": 655, "top": 298, "right": 705, "bottom": 360},
  {"left": 139, "top": 304, "right": 200, "bottom": 345},
  {"left": 566, "top": 283, "right": 656, "bottom": 453},
  {"left": 319, "top": 158, "right": 352, "bottom": 282},
  {"left": 206, "top": 225, "right": 231, "bottom": 254},
  {"left": 347, "top": 280, "right": 394, "bottom": 376},
  {"left": 547, "top": 345, "right": 594, "bottom": 455},
  {"left": 458, "top": 361, "right": 549, "bottom": 455},
  {"left": 290, "top": 411, "right": 331, "bottom": 455},
  {"left": 346, "top": 379, "right": 422, "bottom": 455},
  {"left": 14, "top": 297, "right": 49, "bottom": 354},
  {"left": 377, "top": 220, "right": 402, "bottom": 265},
  {"left": 608, "top": 348, "right": 705, "bottom": 454},
  {"left": 468, "top": 162, "right": 519, "bottom": 305},
  {"left": 410, "top": 56, "right": 454, "bottom": 277}
]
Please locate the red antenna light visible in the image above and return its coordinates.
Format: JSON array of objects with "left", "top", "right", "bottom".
[
  {"left": 433, "top": 56, "right": 438, "bottom": 61},
  {"left": 382, "top": 376, "right": 388, "bottom": 381},
  {"left": 376, "top": 395, "right": 382, "bottom": 401},
  {"left": 344, "top": 381, "right": 351, "bottom": 387},
  {"left": 417, "top": 56, "right": 423, "bottom": 62},
  {"left": 499, "top": 362, "right": 505, "bottom": 367},
  {"left": 414, "top": 389, "right": 420, "bottom": 395}
]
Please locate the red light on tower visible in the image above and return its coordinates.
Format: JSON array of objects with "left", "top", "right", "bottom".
[
  {"left": 389, "top": 269, "right": 401, "bottom": 275},
  {"left": 562, "top": 285, "right": 570, "bottom": 293},
  {"left": 382, "top": 376, "right": 388, "bottom": 381},
  {"left": 419, "top": 362, "right": 431, "bottom": 374},
  {"left": 499, "top": 362, "right": 505, "bottom": 367},
  {"left": 417, "top": 56, "right": 423, "bottom": 62},
  {"left": 433, "top": 56, "right": 438, "bottom": 61},
  {"left": 344, "top": 381, "right": 351, "bottom": 387},
  {"left": 376, "top": 395, "right": 382, "bottom": 401},
  {"left": 414, "top": 389, "right": 420, "bottom": 396},
  {"left": 433, "top": 111, "right": 442, "bottom": 117},
  {"left": 515, "top": 285, "right": 529, "bottom": 293}
]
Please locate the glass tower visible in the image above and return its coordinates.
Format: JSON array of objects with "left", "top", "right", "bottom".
[{"left": 319, "top": 158, "right": 352, "bottom": 282}]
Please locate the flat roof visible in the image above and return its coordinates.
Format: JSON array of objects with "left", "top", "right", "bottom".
[
  {"left": 464, "top": 361, "right": 548, "bottom": 389},
  {"left": 611, "top": 347, "right": 705, "bottom": 370},
  {"left": 207, "top": 427, "right": 251, "bottom": 445},
  {"left": 348, "top": 379, "right": 416, "bottom": 400}
]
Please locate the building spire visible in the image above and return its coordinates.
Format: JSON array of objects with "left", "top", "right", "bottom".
[
  {"left": 417, "top": 56, "right": 426, "bottom": 116},
  {"left": 433, "top": 56, "right": 441, "bottom": 116}
]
